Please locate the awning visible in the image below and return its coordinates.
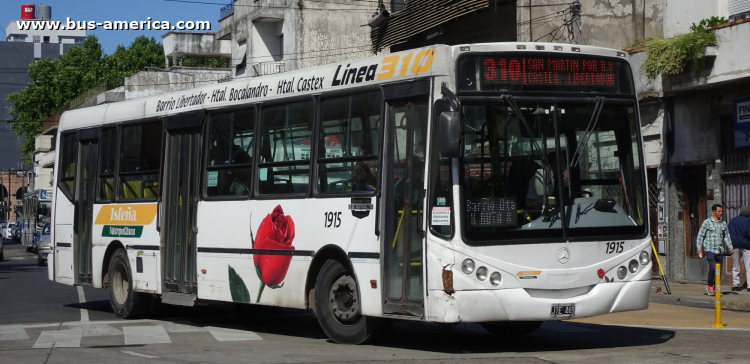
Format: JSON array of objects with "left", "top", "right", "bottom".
[{"left": 370, "top": 0, "right": 489, "bottom": 53}]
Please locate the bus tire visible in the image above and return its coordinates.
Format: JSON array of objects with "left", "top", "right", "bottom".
[
  {"left": 108, "top": 248, "right": 150, "bottom": 319},
  {"left": 481, "top": 321, "right": 543, "bottom": 337},
  {"left": 314, "top": 259, "right": 388, "bottom": 344}
]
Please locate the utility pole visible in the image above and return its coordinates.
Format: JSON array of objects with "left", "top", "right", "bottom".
[{"left": 571, "top": 1, "right": 582, "bottom": 44}]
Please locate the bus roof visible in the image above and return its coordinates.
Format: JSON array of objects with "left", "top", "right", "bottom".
[{"left": 58, "top": 42, "right": 627, "bottom": 132}]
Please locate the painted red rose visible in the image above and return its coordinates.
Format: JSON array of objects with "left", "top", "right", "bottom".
[{"left": 254, "top": 205, "right": 295, "bottom": 287}]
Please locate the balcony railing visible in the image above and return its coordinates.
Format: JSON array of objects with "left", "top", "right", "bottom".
[
  {"left": 251, "top": 61, "right": 285, "bottom": 77},
  {"left": 220, "top": 2, "right": 235, "bottom": 20},
  {"left": 68, "top": 80, "right": 123, "bottom": 110}
]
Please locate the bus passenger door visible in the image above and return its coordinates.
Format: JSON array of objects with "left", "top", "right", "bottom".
[
  {"left": 75, "top": 129, "right": 98, "bottom": 285},
  {"left": 383, "top": 93, "right": 428, "bottom": 316},
  {"left": 161, "top": 113, "right": 203, "bottom": 301}
]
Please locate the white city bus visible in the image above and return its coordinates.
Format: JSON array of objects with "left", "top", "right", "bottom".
[{"left": 49, "top": 42, "right": 651, "bottom": 344}]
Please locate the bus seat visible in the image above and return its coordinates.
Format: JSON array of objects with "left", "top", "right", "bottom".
[
  {"left": 103, "top": 179, "right": 114, "bottom": 199},
  {"left": 144, "top": 182, "right": 159, "bottom": 198},
  {"left": 123, "top": 180, "right": 143, "bottom": 199}
]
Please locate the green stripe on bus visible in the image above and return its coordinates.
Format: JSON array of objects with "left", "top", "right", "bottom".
[{"left": 102, "top": 225, "right": 143, "bottom": 238}]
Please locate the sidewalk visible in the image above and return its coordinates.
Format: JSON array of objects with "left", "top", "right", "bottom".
[{"left": 650, "top": 278, "right": 750, "bottom": 312}]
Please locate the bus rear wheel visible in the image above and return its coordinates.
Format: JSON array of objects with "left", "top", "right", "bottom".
[
  {"left": 314, "top": 259, "right": 388, "bottom": 344},
  {"left": 481, "top": 321, "right": 543, "bottom": 337},
  {"left": 108, "top": 248, "right": 150, "bottom": 319}
]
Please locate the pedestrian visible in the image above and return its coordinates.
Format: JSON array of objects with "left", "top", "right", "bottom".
[
  {"left": 696, "top": 204, "right": 733, "bottom": 296},
  {"left": 728, "top": 205, "right": 750, "bottom": 292}
]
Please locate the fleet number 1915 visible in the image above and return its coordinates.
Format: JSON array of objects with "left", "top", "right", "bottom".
[{"left": 606, "top": 241, "right": 624, "bottom": 254}]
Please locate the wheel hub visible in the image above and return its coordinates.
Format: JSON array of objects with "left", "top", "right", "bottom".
[
  {"left": 112, "top": 261, "right": 129, "bottom": 305},
  {"left": 329, "top": 275, "right": 360, "bottom": 324}
]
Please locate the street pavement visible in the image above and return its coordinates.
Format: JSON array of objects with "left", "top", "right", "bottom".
[{"left": 3, "top": 240, "right": 750, "bottom": 363}]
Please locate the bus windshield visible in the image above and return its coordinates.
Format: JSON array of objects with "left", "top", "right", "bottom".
[{"left": 460, "top": 100, "right": 646, "bottom": 243}]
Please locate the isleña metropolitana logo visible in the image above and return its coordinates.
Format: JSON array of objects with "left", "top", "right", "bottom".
[{"left": 93, "top": 205, "right": 158, "bottom": 238}]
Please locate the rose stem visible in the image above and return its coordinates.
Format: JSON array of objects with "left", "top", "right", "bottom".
[{"left": 256, "top": 282, "right": 265, "bottom": 303}]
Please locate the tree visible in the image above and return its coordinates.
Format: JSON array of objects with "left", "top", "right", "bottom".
[
  {"left": 178, "top": 57, "right": 229, "bottom": 68},
  {"left": 6, "top": 35, "right": 165, "bottom": 162},
  {"left": 104, "top": 36, "right": 165, "bottom": 84}
]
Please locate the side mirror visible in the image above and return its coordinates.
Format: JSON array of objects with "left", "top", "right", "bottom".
[{"left": 439, "top": 111, "right": 462, "bottom": 158}]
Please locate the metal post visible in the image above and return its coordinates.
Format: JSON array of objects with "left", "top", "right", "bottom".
[
  {"left": 711, "top": 263, "right": 725, "bottom": 328},
  {"left": 571, "top": 1, "right": 582, "bottom": 44}
]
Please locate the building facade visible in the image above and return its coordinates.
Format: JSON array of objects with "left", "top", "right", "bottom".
[
  {"left": 217, "top": 0, "right": 374, "bottom": 79},
  {"left": 1, "top": 5, "right": 85, "bottom": 220}
]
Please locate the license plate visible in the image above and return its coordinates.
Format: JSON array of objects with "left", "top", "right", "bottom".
[{"left": 551, "top": 303, "right": 575, "bottom": 317}]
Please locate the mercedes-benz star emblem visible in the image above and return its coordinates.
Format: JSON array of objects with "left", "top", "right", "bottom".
[{"left": 557, "top": 248, "right": 570, "bottom": 264}]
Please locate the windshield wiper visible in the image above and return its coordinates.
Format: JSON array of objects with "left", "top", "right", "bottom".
[
  {"left": 500, "top": 95, "right": 551, "bottom": 170},
  {"left": 570, "top": 96, "right": 605, "bottom": 168}
]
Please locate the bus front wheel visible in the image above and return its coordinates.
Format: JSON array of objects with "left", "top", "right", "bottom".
[
  {"left": 481, "top": 321, "right": 543, "bottom": 337},
  {"left": 314, "top": 259, "right": 388, "bottom": 344},
  {"left": 108, "top": 248, "right": 150, "bottom": 319}
]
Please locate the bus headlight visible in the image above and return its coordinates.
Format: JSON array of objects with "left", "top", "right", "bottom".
[
  {"left": 490, "top": 272, "right": 502, "bottom": 286},
  {"left": 629, "top": 259, "right": 639, "bottom": 273},
  {"left": 476, "top": 266, "right": 488, "bottom": 281},
  {"left": 639, "top": 251, "right": 650, "bottom": 265},
  {"left": 617, "top": 266, "right": 627, "bottom": 280},
  {"left": 461, "top": 259, "right": 475, "bottom": 274}
]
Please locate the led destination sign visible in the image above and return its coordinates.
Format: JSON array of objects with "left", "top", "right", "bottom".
[{"left": 458, "top": 54, "right": 633, "bottom": 94}]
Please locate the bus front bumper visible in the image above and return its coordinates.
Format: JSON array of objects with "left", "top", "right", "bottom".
[{"left": 432, "top": 280, "right": 650, "bottom": 323}]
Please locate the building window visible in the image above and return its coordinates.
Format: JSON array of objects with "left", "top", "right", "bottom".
[
  {"left": 392, "top": 0, "right": 405, "bottom": 12},
  {"left": 43, "top": 36, "right": 50, "bottom": 43},
  {"left": 33, "top": 35, "right": 40, "bottom": 43},
  {"left": 11, "top": 35, "right": 27, "bottom": 42},
  {"left": 74, "top": 37, "right": 83, "bottom": 45}
]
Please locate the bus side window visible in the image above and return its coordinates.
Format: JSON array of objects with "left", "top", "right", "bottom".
[
  {"left": 118, "top": 121, "right": 162, "bottom": 201},
  {"left": 429, "top": 101, "right": 454, "bottom": 238},
  {"left": 98, "top": 127, "right": 118, "bottom": 201},
  {"left": 58, "top": 132, "right": 79, "bottom": 202},
  {"left": 317, "top": 91, "right": 381, "bottom": 194},
  {"left": 258, "top": 100, "right": 314, "bottom": 196},
  {"left": 206, "top": 107, "right": 255, "bottom": 197}
]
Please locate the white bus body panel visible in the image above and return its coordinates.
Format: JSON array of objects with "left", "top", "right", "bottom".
[
  {"left": 195, "top": 198, "right": 382, "bottom": 315},
  {"left": 53, "top": 189, "right": 75, "bottom": 285},
  {"left": 91, "top": 203, "right": 161, "bottom": 292}
]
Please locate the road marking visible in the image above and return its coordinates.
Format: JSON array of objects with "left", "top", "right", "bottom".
[
  {"left": 123, "top": 326, "right": 172, "bottom": 345},
  {"left": 121, "top": 351, "right": 159, "bottom": 359},
  {"left": 162, "top": 322, "right": 206, "bottom": 333},
  {"left": 32, "top": 328, "right": 83, "bottom": 349},
  {"left": 76, "top": 286, "right": 89, "bottom": 322},
  {"left": 81, "top": 324, "right": 121, "bottom": 337},
  {"left": 0, "top": 328, "right": 29, "bottom": 341},
  {"left": 9, "top": 257, "right": 29, "bottom": 260},
  {"left": 206, "top": 327, "right": 263, "bottom": 342},
  {"left": 0, "top": 319, "right": 155, "bottom": 330}
]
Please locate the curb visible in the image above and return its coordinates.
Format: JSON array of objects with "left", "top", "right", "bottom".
[{"left": 650, "top": 294, "right": 750, "bottom": 312}]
